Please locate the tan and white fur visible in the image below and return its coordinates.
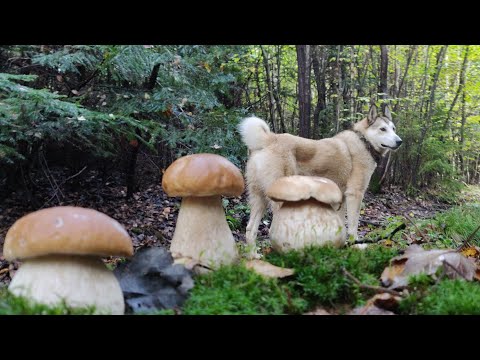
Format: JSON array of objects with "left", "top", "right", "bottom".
[{"left": 239, "top": 105, "right": 402, "bottom": 258}]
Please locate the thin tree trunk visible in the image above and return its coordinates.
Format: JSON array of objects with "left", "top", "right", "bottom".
[
  {"left": 334, "top": 45, "right": 343, "bottom": 134},
  {"left": 312, "top": 45, "right": 327, "bottom": 139},
  {"left": 126, "top": 61, "right": 161, "bottom": 198},
  {"left": 260, "top": 45, "right": 277, "bottom": 132},
  {"left": 443, "top": 46, "right": 469, "bottom": 131},
  {"left": 273, "top": 45, "right": 286, "bottom": 133},
  {"left": 379, "top": 45, "right": 389, "bottom": 111},
  {"left": 412, "top": 45, "right": 448, "bottom": 188},
  {"left": 296, "top": 45, "right": 312, "bottom": 138},
  {"left": 394, "top": 45, "right": 416, "bottom": 111},
  {"left": 459, "top": 81, "right": 467, "bottom": 174},
  {"left": 254, "top": 59, "right": 262, "bottom": 112},
  {"left": 373, "top": 45, "right": 390, "bottom": 191}
]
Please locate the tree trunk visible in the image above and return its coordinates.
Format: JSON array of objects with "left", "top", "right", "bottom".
[
  {"left": 260, "top": 45, "right": 277, "bottom": 132},
  {"left": 333, "top": 45, "right": 343, "bottom": 134},
  {"left": 371, "top": 45, "right": 389, "bottom": 192},
  {"left": 443, "top": 46, "right": 469, "bottom": 131},
  {"left": 459, "top": 80, "right": 467, "bottom": 174},
  {"left": 379, "top": 45, "right": 389, "bottom": 112},
  {"left": 273, "top": 45, "right": 286, "bottom": 133},
  {"left": 412, "top": 45, "right": 448, "bottom": 188},
  {"left": 126, "top": 61, "right": 161, "bottom": 198},
  {"left": 296, "top": 45, "right": 312, "bottom": 138},
  {"left": 312, "top": 45, "right": 327, "bottom": 139},
  {"left": 393, "top": 45, "right": 416, "bottom": 112}
]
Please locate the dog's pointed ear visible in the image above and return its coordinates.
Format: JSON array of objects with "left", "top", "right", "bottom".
[
  {"left": 367, "top": 104, "right": 378, "bottom": 126},
  {"left": 384, "top": 106, "right": 392, "bottom": 121}
]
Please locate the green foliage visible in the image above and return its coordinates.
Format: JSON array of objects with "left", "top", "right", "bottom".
[
  {"left": 399, "top": 205, "right": 480, "bottom": 249},
  {"left": 0, "top": 72, "right": 149, "bottom": 165},
  {"left": 400, "top": 279, "right": 480, "bottom": 315},
  {"left": 266, "top": 245, "right": 398, "bottom": 307},
  {"left": 223, "top": 199, "right": 250, "bottom": 231},
  {"left": 432, "top": 205, "right": 480, "bottom": 244},
  {"left": 363, "top": 216, "right": 405, "bottom": 243},
  {"left": 0, "top": 287, "right": 97, "bottom": 315},
  {"left": 182, "top": 264, "right": 307, "bottom": 315},
  {"left": 33, "top": 45, "right": 102, "bottom": 74}
]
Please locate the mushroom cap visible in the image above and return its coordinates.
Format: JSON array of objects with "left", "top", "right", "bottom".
[
  {"left": 162, "top": 153, "right": 245, "bottom": 197},
  {"left": 266, "top": 175, "right": 343, "bottom": 205},
  {"left": 3, "top": 206, "right": 133, "bottom": 261}
]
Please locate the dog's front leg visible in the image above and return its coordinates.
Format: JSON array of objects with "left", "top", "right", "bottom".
[{"left": 344, "top": 190, "right": 363, "bottom": 242}]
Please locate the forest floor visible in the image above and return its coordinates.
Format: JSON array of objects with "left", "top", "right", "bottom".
[{"left": 0, "top": 166, "right": 470, "bottom": 288}]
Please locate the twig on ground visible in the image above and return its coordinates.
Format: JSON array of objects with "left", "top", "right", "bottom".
[
  {"left": 342, "top": 268, "right": 402, "bottom": 297},
  {"left": 442, "top": 259, "right": 469, "bottom": 280},
  {"left": 404, "top": 212, "right": 429, "bottom": 242},
  {"left": 359, "top": 219, "right": 382, "bottom": 227},
  {"left": 354, "top": 223, "right": 406, "bottom": 244},
  {"left": 64, "top": 166, "right": 88, "bottom": 183},
  {"left": 457, "top": 224, "right": 480, "bottom": 250}
]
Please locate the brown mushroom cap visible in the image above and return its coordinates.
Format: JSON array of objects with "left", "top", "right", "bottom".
[
  {"left": 266, "top": 175, "right": 343, "bottom": 205},
  {"left": 162, "top": 153, "right": 245, "bottom": 197},
  {"left": 3, "top": 206, "right": 133, "bottom": 261}
]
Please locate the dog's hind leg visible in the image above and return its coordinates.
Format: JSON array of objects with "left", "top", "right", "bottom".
[
  {"left": 245, "top": 189, "right": 267, "bottom": 259},
  {"left": 244, "top": 151, "right": 296, "bottom": 258}
]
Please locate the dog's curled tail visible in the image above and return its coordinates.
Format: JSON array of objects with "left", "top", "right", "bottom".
[{"left": 238, "top": 116, "right": 273, "bottom": 151}]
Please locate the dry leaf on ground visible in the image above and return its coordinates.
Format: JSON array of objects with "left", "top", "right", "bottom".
[
  {"left": 381, "top": 245, "right": 478, "bottom": 289},
  {"left": 245, "top": 259, "right": 295, "bottom": 278}
]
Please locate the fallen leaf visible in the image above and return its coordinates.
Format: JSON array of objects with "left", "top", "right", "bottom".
[
  {"left": 381, "top": 245, "right": 478, "bottom": 289},
  {"left": 304, "top": 307, "right": 331, "bottom": 315},
  {"left": 461, "top": 246, "right": 480, "bottom": 258},
  {"left": 348, "top": 305, "right": 395, "bottom": 315},
  {"left": 245, "top": 259, "right": 294, "bottom": 278},
  {"left": 383, "top": 239, "right": 394, "bottom": 246},
  {"left": 370, "top": 292, "right": 402, "bottom": 311}
]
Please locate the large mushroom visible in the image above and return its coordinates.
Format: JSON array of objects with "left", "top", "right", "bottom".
[
  {"left": 266, "top": 175, "right": 346, "bottom": 252},
  {"left": 162, "top": 153, "right": 244, "bottom": 269},
  {"left": 3, "top": 206, "right": 133, "bottom": 314}
]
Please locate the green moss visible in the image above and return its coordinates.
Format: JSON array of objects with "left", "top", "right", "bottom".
[
  {"left": 182, "top": 264, "right": 308, "bottom": 315},
  {"left": 266, "top": 245, "right": 398, "bottom": 308},
  {"left": 0, "top": 287, "right": 97, "bottom": 315},
  {"left": 400, "top": 278, "right": 480, "bottom": 315}
]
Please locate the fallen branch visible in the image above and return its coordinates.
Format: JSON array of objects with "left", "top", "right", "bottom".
[{"left": 342, "top": 268, "right": 402, "bottom": 297}]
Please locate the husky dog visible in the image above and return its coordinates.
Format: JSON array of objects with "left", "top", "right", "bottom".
[{"left": 239, "top": 105, "right": 402, "bottom": 257}]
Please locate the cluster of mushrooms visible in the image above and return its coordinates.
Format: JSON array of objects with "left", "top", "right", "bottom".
[{"left": 2, "top": 153, "right": 346, "bottom": 314}]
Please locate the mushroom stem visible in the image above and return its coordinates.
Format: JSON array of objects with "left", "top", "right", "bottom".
[
  {"left": 269, "top": 199, "right": 346, "bottom": 252},
  {"left": 8, "top": 255, "right": 125, "bottom": 314},
  {"left": 170, "top": 195, "right": 239, "bottom": 268}
]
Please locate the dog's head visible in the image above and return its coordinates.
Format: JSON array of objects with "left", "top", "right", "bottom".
[{"left": 364, "top": 105, "right": 402, "bottom": 152}]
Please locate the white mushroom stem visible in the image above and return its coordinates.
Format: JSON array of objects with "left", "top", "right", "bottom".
[
  {"left": 170, "top": 195, "right": 239, "bottom": 268},
  {"left": 269, "top": 199, "right": 346, "bottom": 253},
  {"left": 8, "top": 255, "right": 125, "bottom": 315}
]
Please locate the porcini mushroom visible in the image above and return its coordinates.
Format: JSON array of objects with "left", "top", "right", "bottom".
[
  {"left": 3, "top": 206, "right": 133, "bottom": 314},
  {"left": 162, "top": 153, "right": 244, "bottom": 268},
  {"left": 266, "top": 175, "right": 346, "bottom": 252}
]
